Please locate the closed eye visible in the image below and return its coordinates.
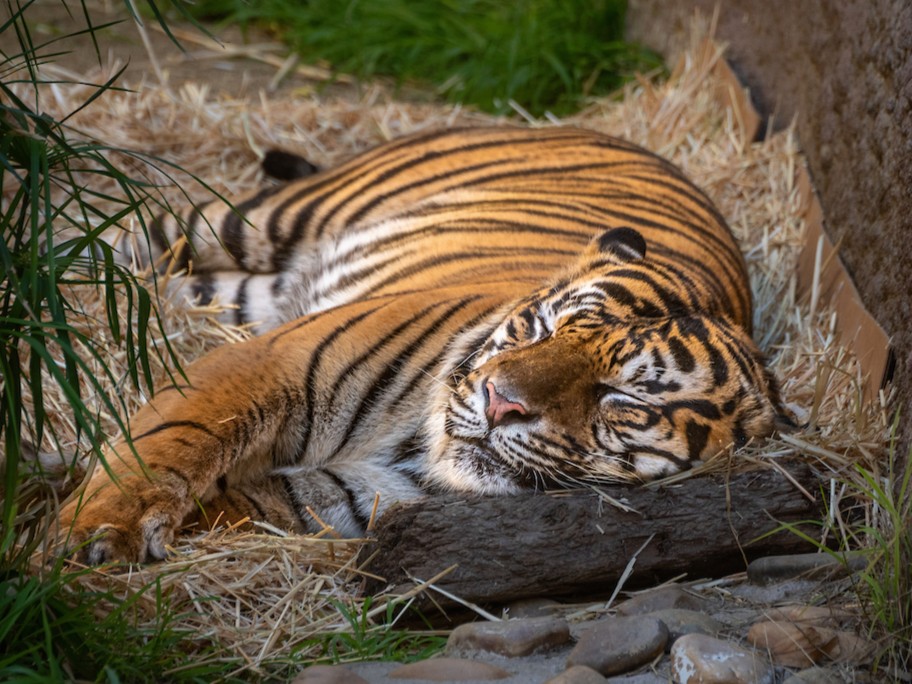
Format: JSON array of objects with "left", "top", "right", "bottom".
[{"left": 596, "top": 383, "right": 646, "bottom": 406}]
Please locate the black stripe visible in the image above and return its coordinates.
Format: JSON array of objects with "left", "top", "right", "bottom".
[
  {"left": 386, "top": 302, "right": 503, "bottom": 416},
  {"left": 390, "top": 433, "right": 424, "bottom": 465},
  {"left": 341, "top": 249, "right": 572, "bottom": 299},
  {"left": 134, "top": 420, "right": 222, "bottom": 443},
  {"left": 150, "top": 463, "right": 193, "bottom": 493},
  {"left": 599, "top": 269, "right": 691, "bottom": 316},
  {"left": 322, "top": 301, "right": 450, "bottom": 413},
  {"left": 632, "top": 447, "right": 691, "bottom": 470},
  {"left": 279, "top": 475, "right": 310, "bottom": 525},
  {"left": 667, "top": 336, "right": 696, "bottom": 372},
  {"left": 174, "top": 207, "right": 200, "bottom": 271},
  {"left": 323, "top": 470, "right": 371, "bottom": 531},
  {"left": 190, "top": 273, "right": 216, "bottom": 305},
  {"left": 663, "top": 399, "right": 722, "bottom": 420},
  {"left": 685, "top": 421, "right": 711, "bottom": 460},
  {"left": 332, "top": 217, "right": 590, "bottom": 263},
  {"left": 706, "top": 342, "right": 730, "bottom": 386},
  {"left": 239, "top": 491, "right": 270, "bottom": 521},
  {"left": 149, "top": 214, "right": 170, "bottom": 260},
  {"left": 235, "top": 276, "right": 251, "bottom": 326},
  {"left": 219, "top": 187, "right": 283, "bottom": 267},
  {"left": 268, "top": 303, "right": 343, "bottom": 345}
]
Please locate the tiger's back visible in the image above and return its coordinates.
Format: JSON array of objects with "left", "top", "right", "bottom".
[{"left": 150, "top": 127, "right": 750, "bottom": 334}]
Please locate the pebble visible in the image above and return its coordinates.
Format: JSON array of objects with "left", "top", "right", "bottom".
[
  {"left": 615, "top": 586, "right": 706, "bottom": 616},
  {"left": 566, "top": 615, "right": 668, "bottom": 676},
  {"left": 505, "top": 597, "right": 562, "bottom": 619},
  {"left": 645, "top": 609, "right": 724, "bottom": 645},
  {"left": 670, "top": 633, "right": 773, "bottom": 684},
  {"left": 447, "top": 617, "right": 571, "bottom": 657},
  {"left": 782, "top": 666, "right": 846, "bottom": 684},
  {"left": 388, "top": 657, "right": 511, "bottom": 680},
  {"left": 604, "top": 674, "right": 668, "bottom": 684},
  {"left": 747, "top": 552, "right": 867, "bottom": 586},
  {"left": 543, "top": 665, "right": 607, "bottom": 683},
  {"left": 292, "top": 664, "right": 369, "bottom": 684}
]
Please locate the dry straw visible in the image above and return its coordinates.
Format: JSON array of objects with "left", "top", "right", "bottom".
[{"left": 13, "top": 24, "right": 892, "bottom": 675}]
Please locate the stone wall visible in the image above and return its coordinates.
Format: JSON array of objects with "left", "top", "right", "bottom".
[{"left": 626, "top": 0, "right": 912, "bottom": 454}]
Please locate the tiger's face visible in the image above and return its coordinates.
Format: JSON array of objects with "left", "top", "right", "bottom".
[{"left": 426, "top": 227, "right": 790, "bottom": 494}]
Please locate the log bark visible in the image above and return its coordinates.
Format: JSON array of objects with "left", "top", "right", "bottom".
[{"left": 366, "top": 464, "right": 824, "bottom": 604}]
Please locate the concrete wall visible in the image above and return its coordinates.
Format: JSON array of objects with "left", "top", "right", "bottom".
[{"left": 627, "top": 0, "right": 912, "bottom": 453}]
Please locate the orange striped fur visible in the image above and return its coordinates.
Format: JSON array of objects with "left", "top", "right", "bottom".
[{"left": 61, "top": 127, "right": 789, "bottom": 563}]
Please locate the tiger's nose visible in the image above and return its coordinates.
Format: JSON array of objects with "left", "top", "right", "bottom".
[{"left": 484, "top": 381, "right": 528, "bottom": 428}]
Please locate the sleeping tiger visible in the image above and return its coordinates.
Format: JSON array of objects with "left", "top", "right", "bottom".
[{"left": 60, "top": 126, "right": 792, "bottom": 564}]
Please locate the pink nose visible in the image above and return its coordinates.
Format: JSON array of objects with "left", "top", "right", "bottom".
[{"left": 485, "top": 381, "right": 528, "bottom": 428}]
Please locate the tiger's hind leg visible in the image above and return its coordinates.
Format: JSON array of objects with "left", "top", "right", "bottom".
[
  {"left": 164, "top": 271, "right": 298, "bottom": 333},
  {"left": 132, "top": 149, "right": 319, "bottom": 276}
]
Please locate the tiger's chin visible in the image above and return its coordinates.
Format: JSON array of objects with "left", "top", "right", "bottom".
[{"left": 425, "top": 438, "right": 531, "bottom": 495}]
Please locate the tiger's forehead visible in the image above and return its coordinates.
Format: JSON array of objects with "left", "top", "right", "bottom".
[{"left": 547, "top": 314, "right": 751, "bottom": 376}]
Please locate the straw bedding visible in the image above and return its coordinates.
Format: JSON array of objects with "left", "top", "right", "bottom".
[{"left": 15, "top": 25, "right": 892, "bottom": 675}]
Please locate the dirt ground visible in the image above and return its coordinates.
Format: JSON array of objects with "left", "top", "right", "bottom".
[{"left": 7, "top": 0, "right": 365, "bottom": 100}]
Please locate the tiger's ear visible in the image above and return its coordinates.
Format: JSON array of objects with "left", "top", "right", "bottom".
[{"left": 588, "top": 227, "right": 647, "bottom": 263}]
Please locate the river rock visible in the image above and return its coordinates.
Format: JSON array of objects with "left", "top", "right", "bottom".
[
  {"left": 670, "top": 633, "right": 773, "bottom": 684},
  {"left": 782, "top": 666, "right": 846, "bottom": 684},
  {"left": 566, "top": 615, "right": 668, "bottom": 676},
  {"left": 505, "top": 597, "right": 562, "bottom": 619},
  {"left": 646, "top": 609, "right": 724, "bottom": 645},
  {"left": 388, "top": 657, "right": 511, "bottom": 680},
  {"left": 615, "top": 586, "right": 706, "bottom": 616},
  {"left": 747, "top": 552, "right": 867, "bottom": 586},
  {"left": 447, "top": 617, "right": 571, "bottom": 657},
  {"left": 544, "top": 665, "right": 607, "bottom": 683}
]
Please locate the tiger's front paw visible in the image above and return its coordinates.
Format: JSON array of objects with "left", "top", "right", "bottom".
[{"left": 59, "top": 487, "right": 184, "bottom": 565}]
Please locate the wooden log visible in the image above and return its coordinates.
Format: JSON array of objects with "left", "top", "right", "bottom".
[{"left": 365, "top": 464, "right": 824, "bottom": 604}]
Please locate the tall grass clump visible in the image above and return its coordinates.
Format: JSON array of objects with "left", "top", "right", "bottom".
[
  {"left": 772, "top": 418, "right": 911, "bottom": 677},
  {"left": 187, "top": 0, "right": 662, "bottom": 116},
  {"left": 0, "top": 1, "right": 227, "bottom": 679},
  {"left": 852, "top": 434, "right": 912, "bottom": 676}
]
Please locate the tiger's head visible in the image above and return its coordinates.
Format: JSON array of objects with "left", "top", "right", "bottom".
[{"left": 426, "top": 227, "right": 792, "bottom": 494}]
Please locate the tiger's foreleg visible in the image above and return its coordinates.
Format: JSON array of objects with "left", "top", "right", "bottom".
[
  {"left": 58, "top": 286, "right": 500, "bottom": 564},
  {"left": 56, "top": 330, "right": 309, "bottom": 563},
  {"left": 56, "top": 296, "right": 389, "bottom": 564}
]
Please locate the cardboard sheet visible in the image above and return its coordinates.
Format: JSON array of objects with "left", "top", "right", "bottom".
[
  {"left": 794, "top": 167, "right": 894, "bottom": 402},
  {"left": 706, "top": 41, "right": 894, "bottom": 402}
]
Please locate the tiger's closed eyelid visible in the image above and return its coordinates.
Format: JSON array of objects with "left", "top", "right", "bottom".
[{"left": 595, "top": 383, "right": 644, "bottom": 404}]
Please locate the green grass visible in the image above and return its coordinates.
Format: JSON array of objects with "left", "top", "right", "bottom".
[
  {"left": 0, "top": 1, "right": 235, "bottom": 680},
  {"left": 851, "top": 437, "right": 912, "bottom": 675},
  {"left": 0, "top": 567, "right": 240, "bottom": 682},
  {"left": 771, "top": 420, "right": 912, "bottom": 677},
  {"left": 1, "top": 4, "right": 449, "bottom": 679},
  {"left": 295, "top": 597, "right": 447, "bottom": 665},
  {"left": 185, "top": 0, "right": 662, "bottom": 116}
]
